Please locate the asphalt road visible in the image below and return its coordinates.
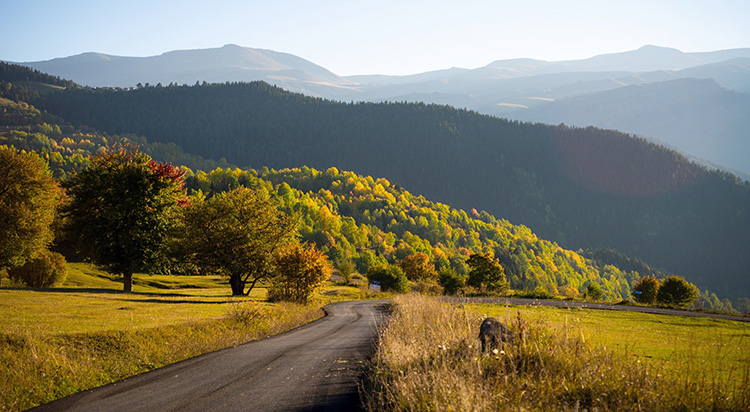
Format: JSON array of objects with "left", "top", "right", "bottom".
[
  {"left": 442, "top": 297, "right": 750, "bottom": 322},
  {"left": 32, "top": 300, "right": 389, "bottom": 412}
]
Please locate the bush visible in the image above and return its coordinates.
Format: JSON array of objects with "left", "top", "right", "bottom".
[
  {"left": 398, "top": 252, "right": 438, "bottom": 282},
  {"left": 515, "top": 286, "right": 556, "bottom": 300},
  {"left": 336, "top": 259, "right": 356, "bottom": 284},
  {"left": 367, "top": 264, "right": 410, "bottom": 293},
  {"left": 268, "top": 243, "right": 331, "bottom": 304},
  {"left": 466, "top": 253, "right": 508, "bottom": 292},
  {"left": 438, "top": 267, "right": 465, "bottom": 295},
  {"left": 656, "top": 276, "right": 699, "bottom": 307},
  {"left": 632, "top": 275, "right": 659, "bottom": 304},
  {"left": 411, "top": 280, "right": 443, "bottom": 295},
  {"left": 582, "top": 281, "right": 603, "bottom": 301},
  {"left": 7, "top": 249, "right": 67, "bottom": 288}
]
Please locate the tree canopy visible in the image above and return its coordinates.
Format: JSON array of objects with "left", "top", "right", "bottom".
[
  {"left": 62, "top": 145, "right": 186, "bottom": 292},
  {"left": 466, "top": 253, "right": 508, "bottom": 292},
  {"left": 268, "top": 242, "right": 331, "bottom": 304},
  {"left": 656, "top": 276, "right": 699, "bottom": 307},
  {"left": 176, "top": 187, "right": 295, "bottom": 296},
  {"left": 632, "top": 276, "right": 659, "bottom": 304},
  {"left": 0, "top": 147, "right": 58, "bottom": 286}
]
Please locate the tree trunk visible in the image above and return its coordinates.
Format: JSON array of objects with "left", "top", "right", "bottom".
[
  {"left": 123, "top": 265, "right": 133, "bottom": 292},
  {"left": 230, "top": 275, "right": 245, "bottom": 296}
]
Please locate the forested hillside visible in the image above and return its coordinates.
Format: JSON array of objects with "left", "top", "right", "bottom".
[
  {"left": 29, "top": 80, "right": 750, "bottom": 300},
  {"left": 0, "top": 67, "right": 742, "bottom": 309}
]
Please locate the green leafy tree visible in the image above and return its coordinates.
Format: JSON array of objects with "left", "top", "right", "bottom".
[
  {"left": 632, "top": 275, "right": 659, "bottom": 304},
  {"left": 62, "top": 145, "right": 186, "bottom": 292},
  {"left": 438, "top": 266, "right": 465, "bottom": 295},
  {"left": 336, "top": 259, "right": 356, "bottom": 284},
  {"left": 178, "top": 187, "right": 295, "bottom": 296},
  {"left": 735, "top": 297, "right": 750, "bottom": 315},
  {"left": 466, "top": 253, "right": 508, "bottom": 292},
  {"left": 0, "top": 148, "right": 58, "bottom": 287},
  {"left": 656, "top": 276, "right": 699, "bottom": 307},
  {"left": 399, "top": 252, "right": 437, "bottom": 281},
  {"left": 268, "top": 243, "right": 331, "bottom": 303},
  {"left": 583, "top": 281, "right": 604, "bottom": 301},
  {"left": 7, "top": 249, "right": 67, "bottom": 288},
  {"left": 367, "top": 264, "right": 409, "bottom": 293}
]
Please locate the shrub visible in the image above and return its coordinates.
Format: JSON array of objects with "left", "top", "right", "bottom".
[
  {"left": 438, "top": 267, "right": 465, "bottom": 295},
  {"left": 7, "top": 249, "right": 67, "bottom": 288},
  {"left": 656, "top": 276, "right": 699, "bottom": 307},
  {"left": 515, "top": 286, "right": 556, "bottom": 300},
  {"left": 411, "top": 280, "right": 443, "bottom": 295},
  {"left": 632, "top": 275, "right": 659, "bottom": 304},
  {"left": 336, "top": 259, "right": 356, "bottom": 284},
  {"left": 268, "top": 243, "right": 331, "bottom": 304},
  {"left": 367, "top": 264, "right": 409, "bottom": 293},
  {"left": 466, "top": 253, "right": 508, "bottom": 292},
  {"left": 398, "top": 252, "right": 438, "bottom": 281},
  {"left": 582, "top": 281, "right": 603, "bottom": 301},
  {"left": 225, "top": 301, "right": 265, "bottom": 324}
]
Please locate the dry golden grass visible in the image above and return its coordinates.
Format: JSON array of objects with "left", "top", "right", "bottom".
[
  {"left": 0, "top": 264, "right": 328, "bottom": 412},
  {"left": 362, "top": 295, "right": 750, "bottom": 412}
]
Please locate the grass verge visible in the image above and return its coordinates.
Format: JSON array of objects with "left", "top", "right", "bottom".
[
  {"left": 362, "top": 295, "right": 750, "bottom": 411},
  {"left": 0, "top": 264, "right": 328, "bottom": 412}
]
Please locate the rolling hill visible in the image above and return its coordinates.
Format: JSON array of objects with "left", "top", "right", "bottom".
[{"left": 30, "top": 80, "right": 750, "bottom": 300}]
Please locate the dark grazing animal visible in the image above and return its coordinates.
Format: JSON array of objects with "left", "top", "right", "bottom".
[{"left": 478, "top": 317, "right": 513, "bottom": 352}]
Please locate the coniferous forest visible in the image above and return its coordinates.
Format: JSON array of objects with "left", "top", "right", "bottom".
[{"left": 2, "top": 62, "right": 748, "bottom": 303}]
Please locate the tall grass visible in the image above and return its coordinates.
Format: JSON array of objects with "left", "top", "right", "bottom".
[
  {"left": 362, "top": 295, "right": 750, "bottom": 411},
  {"left": 0, "top": 301, "right": 322, "bottom": 412}
]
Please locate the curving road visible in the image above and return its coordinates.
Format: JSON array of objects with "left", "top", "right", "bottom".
[{"left": 32, "top": 300, "right": 389, "bottom": 412}]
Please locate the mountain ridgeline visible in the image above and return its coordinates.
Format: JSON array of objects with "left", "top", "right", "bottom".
[{"left": 32, "top": 81, "right": 750, "bottom": 299}]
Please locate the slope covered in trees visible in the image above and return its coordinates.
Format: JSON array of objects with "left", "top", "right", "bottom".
[
  {"left": 29, "top": 80, "right": 750, "bottom": 300},
  {"left": 0, "top": 68, "right": 739, "bottom": 308}
]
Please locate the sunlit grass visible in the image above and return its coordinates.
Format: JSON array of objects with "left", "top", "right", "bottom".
[
  {"left": 0, "top": 263, "right": 268, "bottom": 335},
  {"left": 363, "top": 295, "right": 750, "bottom": 412},
  {"left": 476, "top": 304, "right": 750, "bottom": 385},
  {"left": 0, "top": 262, "right": 341, "bottom": 412}
]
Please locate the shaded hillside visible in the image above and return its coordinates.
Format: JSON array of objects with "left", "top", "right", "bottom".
[
  {"left": 0, "top": 77, "right": 641, "bottom": 301},
  {"left": 33, "top": 81, "right": 750, "bottom": 299}
]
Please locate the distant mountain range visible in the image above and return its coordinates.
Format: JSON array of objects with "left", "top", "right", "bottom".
[{"left": 9, "top": 44, "right": 750, "bottom": 175}]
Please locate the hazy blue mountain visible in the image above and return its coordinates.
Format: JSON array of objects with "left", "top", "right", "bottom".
[
  {"left": 14, "top": 44, "right": 357, "bottom": 97},
  {"left": 12, "top": 44, "right": 750, "bottom": 174},
  {"left": 516, "top": 78, "right": 750, "bottom": 174}
]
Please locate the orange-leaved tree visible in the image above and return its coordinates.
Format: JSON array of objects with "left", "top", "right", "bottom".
[{"left": 268, "top": 242, "right": 332, "bottom": 304}]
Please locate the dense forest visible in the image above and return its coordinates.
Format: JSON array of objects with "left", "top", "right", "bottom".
[
  {"left": 0, "top": 66, "right": 742, "bottom": 311},
  {"left": 25, "top": 79, "right": 750, "bottom": 300}
]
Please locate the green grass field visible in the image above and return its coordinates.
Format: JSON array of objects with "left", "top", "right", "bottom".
[
  {"left": 474, "top": 303, "right": 750, "bottom": 384},
  {"left": 363, "top": 295, "right": 750, "bottom": 412},
  {"left": 0, "top": 263, "right": 368, "bottom": 412}
]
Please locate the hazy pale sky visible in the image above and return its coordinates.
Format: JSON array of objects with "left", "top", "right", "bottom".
[{"left": 2, "top": 0, "right": 748, "bottom": 76}]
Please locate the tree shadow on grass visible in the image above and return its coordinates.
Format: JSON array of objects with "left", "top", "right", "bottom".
[{"left": 18, "top": 286, "right": 242, "bottom": 301}]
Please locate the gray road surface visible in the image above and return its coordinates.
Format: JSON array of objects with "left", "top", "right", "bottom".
[{"left": 31, "top": 300, "right": 388, "bottom": 412}]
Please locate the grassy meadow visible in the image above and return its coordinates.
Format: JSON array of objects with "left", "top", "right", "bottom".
[
  {"left": 363, "top": 295, "right": 750, "bottom": 411},
  {"left": 477, "top": 303, "right": 750, "bottom": 386},
  {"left": 0, "top": 263, "right": 369, "bottom": 412}
]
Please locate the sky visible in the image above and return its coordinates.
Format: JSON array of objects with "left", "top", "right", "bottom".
[{"left": 2, "top": 0, "right": 749, "bottom": 76}]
